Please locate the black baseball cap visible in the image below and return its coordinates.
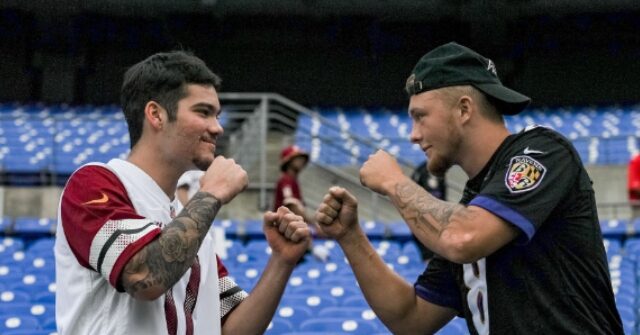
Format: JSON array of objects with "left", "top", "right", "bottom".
[{"left": 405, "top": 42, "right": 531, "bottom": 115}]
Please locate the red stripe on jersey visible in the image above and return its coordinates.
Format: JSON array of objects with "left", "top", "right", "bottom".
[
  {"left": 61, "top": 165, "right": 161, "bottom": 290},
  {"left": 184, "top": 257, "right": 201, "bottom": 335},
  {"left": 165, "top": 288, "right": 178, "bottom": 335},
  {"left": 216, "top": 254, "right": 229, "bottom": 278}
]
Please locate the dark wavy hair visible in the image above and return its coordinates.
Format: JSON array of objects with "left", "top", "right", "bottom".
[{"left": 121, "top": 51, "right": 221, "bottom": 148}]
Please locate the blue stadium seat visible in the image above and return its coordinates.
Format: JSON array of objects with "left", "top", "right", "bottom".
[
  {"left": 13, "top": 217, "right": 56, "bottom": 236},
  {"left": 0, "top": 291, "right": 31, "bottom": 304},
  {"left": 299, "top": 317, "right": 379, "bottom": 333},
  {"left": 265, "top": 318, "right": 294, "bottom": 334},
  {"left": 360, "top": 221, "right": 386, "bottom": 239},
  {"left": 280, "top": 294, "right": 339, "bottom": 314},
  {"left": 0, "top": 315, "right": 40, "bottom": 333},
  {"left": 243, "top": 219, "right": 266, "bottom": 239},
  {"left": 215, "top": 219, "right": 239, "bottom": 238},
  {"left": 386, "top": 222, "right": 413, "bottom": 242},
  {"left": 275, "top": 305, "right": 313, "bottom": 325},
  {"left": 600, "top": 219, "right": 628, "bottom": 238},
  {"left": 0, "top": 216, "right": 12, "bottom": 234},
  {"left": 318, "top": 306, "right": 383, "bottom": 330},
  {"left": 27, "top": 238, "right": 55, "bottom": 255},
  {"left": 0, "top": 303, "right": 54, "bottom": 324}
]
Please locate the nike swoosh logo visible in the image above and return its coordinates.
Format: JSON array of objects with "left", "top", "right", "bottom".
[
  {"left": 83, "top": 192, "right": 109, "bottom": 205},
  {"left": 523, "top": 147, "right": 544, "bottom": 155}
]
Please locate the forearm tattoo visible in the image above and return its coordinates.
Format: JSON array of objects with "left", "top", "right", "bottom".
[
  {"left": 122, "top": 191, "right": 221, "bottom": 297},
  {"left": 394, "top": 181, "right": 465, "bottom": 237}
]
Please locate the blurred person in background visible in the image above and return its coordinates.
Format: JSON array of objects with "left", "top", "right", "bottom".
[
  {"left": 55, "top": 51, "right": 311, "bottom": 335},
  {"left": 274, "top": 145, "right": 309, "bottom": 216},
  {"left": 315, "top": 42, "right": 622, "bottom": 334},
  {"left": 628, "top": 153, "right": 640, "bottom": 218},
  {"left": 176, "top": 169, "right": 205, "bottom": 207},
  {"left": 273, "top": 144, "right": 329, "bottom": 262}
]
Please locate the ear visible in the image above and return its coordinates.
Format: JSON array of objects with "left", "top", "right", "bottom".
[
  {"left": 144, "top": 101, "right": 165, "bottom": 131},
  {"left": 457, "top": 95, "right": 473, "bottom": 125}
]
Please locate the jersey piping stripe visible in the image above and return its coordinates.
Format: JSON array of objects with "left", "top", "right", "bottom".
[
  {"left": 183, "top": 257, "right": 200, "bottom": 335},
  {"left": 96, "top": 222, "right": 157, "bottom": 274},
  {"left": 89, "top": 218, "right": 159, "bottom": 278},
  {"left": 219, "top": 286, "right": 243, "bottom": 300}
]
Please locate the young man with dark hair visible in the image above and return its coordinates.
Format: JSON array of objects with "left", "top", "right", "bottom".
[{"left": 56, "top": 51, "right": 311, "bottom": 334}]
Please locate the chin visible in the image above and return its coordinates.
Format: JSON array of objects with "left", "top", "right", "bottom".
[
  {"left": 193, "top": 158, "right": 213, "bottom": 171},
  {"left": 427, "top": 158, "right": 449, "bottom": 178}
]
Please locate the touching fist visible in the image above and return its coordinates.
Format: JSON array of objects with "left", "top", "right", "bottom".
[
  {"left": 263, "top": 207, "right": 311, "bottom": 265},
  {"left": 200, "top": 156, "right": 248, "bottom": 204},
  {"left": 360, "top": 150, "right": 404, "bottom": 195},
  {"left": 315, "top": 187, "right": 360, "bottom": 241}
]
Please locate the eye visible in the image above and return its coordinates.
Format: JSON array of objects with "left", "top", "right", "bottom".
[{"left": 412, "top": 113, "right": 425, "bottom": 122}]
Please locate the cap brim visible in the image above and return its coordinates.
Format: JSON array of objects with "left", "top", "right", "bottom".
[{"left": 474, "top": 83, "right": 531, "bottom": 115}]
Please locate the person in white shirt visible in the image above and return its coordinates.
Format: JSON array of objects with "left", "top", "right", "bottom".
[{"left": 55, "top": 51, "right": 311, "bottom": 335}]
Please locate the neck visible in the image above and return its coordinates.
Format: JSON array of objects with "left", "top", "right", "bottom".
[
  {"left": 128, "top": 144, "right": 183, "bottom": 199},
  {"left": 458, "top": 122, "right": 510, "bottom": 179}
]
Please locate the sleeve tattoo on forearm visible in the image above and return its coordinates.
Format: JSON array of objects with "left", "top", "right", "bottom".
[
  {"left": 122, "top": 191, "right": 221, "bottom": 296},
  {"left": 395, "top": 181, "right": 464, "bottom": 236}
]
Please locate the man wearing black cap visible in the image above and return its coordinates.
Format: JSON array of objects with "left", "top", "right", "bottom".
[{"left": 315, "top": 42, "right": 623, "bottom": 334}]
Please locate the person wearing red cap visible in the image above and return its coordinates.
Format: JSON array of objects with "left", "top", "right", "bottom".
[
  {"left": 273, "top": 145, "right": 310, "bottom": 215},
  {"left": 273, "top": 145, "right": 329, "bottom": 262}
]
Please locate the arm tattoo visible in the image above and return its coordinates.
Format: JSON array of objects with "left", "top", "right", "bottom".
[
  {"left": 122, "top": 191, "right": 222, "bottom": 297},
  {"left": 393, "top": 180, "right": 465, "bottom": 238}
]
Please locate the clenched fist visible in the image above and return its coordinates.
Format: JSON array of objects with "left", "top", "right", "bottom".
[
  {"left": 200, "top": 156, "right": 248, "bottom": 204},
  {"left": 263, "top": 207, "right": 311, "bottom": 265},
  {"left": 315, "top": 187, "right": 360, "bottom": 242},
  {"left": 360, "top": 150, "right": 404, "bottom": 195}
]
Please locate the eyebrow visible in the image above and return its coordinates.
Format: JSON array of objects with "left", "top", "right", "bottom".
[{"left": 408, "top": 108, "right": 422, "bottom": 118}]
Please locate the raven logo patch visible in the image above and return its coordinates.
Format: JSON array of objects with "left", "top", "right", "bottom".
[{"left": 505, "top": 156, "right": 546, "bottom": 193}]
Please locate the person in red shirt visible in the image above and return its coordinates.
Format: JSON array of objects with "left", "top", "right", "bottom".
[
  {"left": 274, "top": 145, "right": 309, "bottom": 214},
  {"left": 629, "top": 154, "right": 640, "bottom": 218},
  {"left": 273, "top": 145, "right": 329, "bottom": 261}
]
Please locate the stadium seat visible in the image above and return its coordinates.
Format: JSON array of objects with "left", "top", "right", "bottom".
[
  {"left": 0, "top": 303, "right": 54, "bottom": 324},
  {"left": 0, "top": 291, "right": 31, "bottom": 304},
  {"left": 275, "top": 305, "right": 313, "bottom": 325},
  {"left": 360, "top": 220, "right": 387, "bottom": 239},
  {"left": 13, "top": 217, "right": 56, "bottom": 236},
  {"left": 280, "top": 294, "right": 339, "bottom": 314},
  {"left": 299, "top": 317, "right": 380, "bottom": 333},
  {"left": 4, "top": 331, "right": 57, "bottom": 335},
  {"left": 0, "top": 315, "right": 40, "bottom": 333},
  {"left": 264, "top": 318, "right": 294, "bottom": 334}
]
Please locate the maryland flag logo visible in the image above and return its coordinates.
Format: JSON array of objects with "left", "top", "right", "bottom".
[{"left": 505, "top": 156, "right": 546, "bottom": 193}]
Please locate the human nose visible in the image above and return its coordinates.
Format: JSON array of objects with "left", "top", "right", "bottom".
[
  {"left": 409, "top": 122, "right": 420, "bottom": 144},
  {"left": 209, "top": 118, "right": 224, "bottom": 136}
]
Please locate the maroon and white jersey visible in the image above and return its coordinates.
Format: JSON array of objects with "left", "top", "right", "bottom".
[{"left": 55, "top": 159, "right": 247, "bottom": 335}]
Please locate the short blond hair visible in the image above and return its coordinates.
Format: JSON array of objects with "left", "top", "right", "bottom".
[{"left": 437, "top": 85, "right": 503, "bottom": 123}]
